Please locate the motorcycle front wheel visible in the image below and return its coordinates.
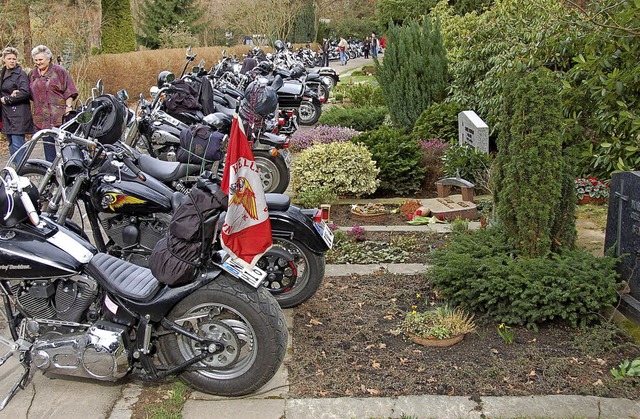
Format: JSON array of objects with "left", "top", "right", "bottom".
[
  {"left": 298, "top": 100, "right": 322, "bottom": 126},
  {"left": 254, "top": 150, "right": 290, "bottom": 194},
  {"left": 258, "top": 237, "right": 326, "bottom": 308},
  {"left": 158, "top": 274, "right": 288, "bottom": 396}
]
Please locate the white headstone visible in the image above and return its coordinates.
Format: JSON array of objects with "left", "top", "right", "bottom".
[{"left": 458, "top": 111, "right": 489, "bottom": 154}]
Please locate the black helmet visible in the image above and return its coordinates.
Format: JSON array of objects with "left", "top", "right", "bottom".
[
  {"left": 157, "top": 70, "right": 175, "bottom": 88},
  {"left": 256, "top": 60, "right": 273, "bottom": 75},
  {"left": 274, "top": 40, "right": 285, "bottom": 52},
  {"left": 86, "top": 95, "right": 127, "bottom": 144},
  {"left": 203, "top": 112, "right": 232, "bottom": 134},
  {"left": 290, "top": 66, "right": 305, "bottom": 79},
  {"left": 240, "top": 81, "right": 278, "bottom": 121},
  {"left": 0, "top": 177, "right": 39, "bottom": 227}
]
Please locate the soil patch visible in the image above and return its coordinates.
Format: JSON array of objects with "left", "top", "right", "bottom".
[
  {"left": 287, "top": 273, "right": 640, "bottom": 399},
  {"left": 328, "top": 204, "right": 418, "bottom": 227}
]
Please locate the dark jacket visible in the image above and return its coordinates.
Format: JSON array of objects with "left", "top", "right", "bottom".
[{"left": 1, "top": 64, "right": 34, "bottom": 135}]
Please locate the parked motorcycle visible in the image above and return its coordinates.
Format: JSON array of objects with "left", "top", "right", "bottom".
[
  {"left": 0, "top": 163, "right": 288, "bottom": 411},
  {"left": 16, "top": 91, "right": 332, "bottom": 308}
]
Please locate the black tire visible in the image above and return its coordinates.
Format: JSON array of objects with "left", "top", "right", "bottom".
[
  {"left": 157, "top": 274, "right": 288, "bottom": 396},
  {"left": 317, "top": 84, "right": 330, "bottom": 103},
  {"left": 258, "top": 237, "right": 326, "bottom": 308},
  {"left": 298, "top": 100, "right": 322, "bottom": 126},
  {"left": 253, "top": 150, "right": 290, "bottom": 194}
]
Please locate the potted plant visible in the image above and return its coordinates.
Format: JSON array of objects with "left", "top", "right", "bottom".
[
  {"left": 400, "top": 304, "right": 476, "bottom": 347},
  {"left": 575, "top": 177, "right": 610, "bottom": 205}
]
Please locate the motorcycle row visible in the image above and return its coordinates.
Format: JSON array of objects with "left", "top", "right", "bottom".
[{"left": 0, "top": 46, "right": 339, "bottom": 409}]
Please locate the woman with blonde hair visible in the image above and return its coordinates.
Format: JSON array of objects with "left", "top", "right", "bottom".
[
  {"left": 29, "top": 44, "right": 78, "bottom": 162},
  {"left": 1, "top": 46, "right": 34, "bottom": 163}
]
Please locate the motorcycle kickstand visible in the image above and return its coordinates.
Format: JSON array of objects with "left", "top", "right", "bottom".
[{"left": 0, "top": 356, "right": 32, "bottom": 411}]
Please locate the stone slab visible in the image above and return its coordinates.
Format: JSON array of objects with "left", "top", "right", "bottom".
[
  {"left": 481, "top": 395, "right": 602, "bottom": 418},
  {"left": 286, "top": 397, "right": 395, "bottom": 419},
  {"left": 422, "top": 194, "right": 477, "bottom": 220},
  {"left": 182, "top": 398, "right": 285, "bottom": 419},
  {"left": 395, "top": 395, "right": 481, "bottom": 418}
]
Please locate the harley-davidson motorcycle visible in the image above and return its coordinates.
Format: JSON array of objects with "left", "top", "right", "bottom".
[
  {"left": 128, "top": 79, "right": 292, "bottom": 194},
  {"left": 0, "top": 163, "right": 288, "bottom": 411},
  {"left": 17, "top": 90, "right": 332, "bottom": 309}
]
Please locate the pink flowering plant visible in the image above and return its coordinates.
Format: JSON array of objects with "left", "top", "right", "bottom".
[
  {"left": 575, "top": 177, "right": 610, "bottom": 200},
  {"left": 288, "top": 125, "right": 360, "bottom": 152}
]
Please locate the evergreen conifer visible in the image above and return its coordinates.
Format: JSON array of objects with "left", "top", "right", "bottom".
[
  {"left": 137, "top": 0, "right": 207, "bottom": 49},
  {"left": 101, "top": 0, "right": 136, "bottom": 53},
  {"left": 494, "top": 67, "right": 576, "bottom": 257},
  {"left": 374, "top": 17, "right": 447, "bottom": 130}
]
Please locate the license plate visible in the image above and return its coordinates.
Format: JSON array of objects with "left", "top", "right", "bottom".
[
  {"left": 314, "top": 219, "right": 334, "bottom": 249},
  {"left": 281, "top": 149, "right": 292, "bottom": 167},
  {"left": 221, "top": 257, "right": 267, "bottom": 288}
]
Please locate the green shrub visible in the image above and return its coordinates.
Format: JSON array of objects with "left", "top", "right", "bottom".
[
  {"left": 351, "top": 126, "right": 425, "bottom": 195},
  {"left": 318, "top": 105, "right": 388, "bottom": 132},
  {"left": 341, "top": 83, "right": 386, "bottom": 108},
  {"left": 494, "top": 67, "right": 575, "bottom": 256},
  {"left": 441, "top": 143, "right": 492, "bottom": 184},
  {"left": 429, "top": 227, "right": 620, "bottom": 329},
  {"left": 412, "top": 101, "right": 464, "bottom": 143},
  {"left": 292, "top": 142, "right": 380, "bottom": 197},
  {"left": 293, "top": 186, "right": 339, "bottom": 208}
]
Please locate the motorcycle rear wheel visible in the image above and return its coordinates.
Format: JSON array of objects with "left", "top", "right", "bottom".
[
  {"left": 259, "top": 237, "right": 326, "bottom": 308},
  {"left": 298, "top": 100, "right": 322, "bottom": 126},
  {"left": 254, "top": 150, "right": 290, "bottom": 194},
  {"left": 158, "top": 274, "right": 288, "bottom": 396}
]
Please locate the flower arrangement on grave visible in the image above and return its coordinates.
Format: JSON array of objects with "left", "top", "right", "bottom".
[
  {"left": 400, "top": 303, "right": 476, "bottom": 347},
  {"left": 575, "top": 177, "right": 610, "bottom": 200},
  {"left": 350, "top": 203, "right": 387, "bottom": 215}
]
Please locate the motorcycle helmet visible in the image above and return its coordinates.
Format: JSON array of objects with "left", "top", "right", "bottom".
[
  {"left": 240, "top": 80, "right": 278, "bottom": 121},
  {"left": 274, "top": 40, "right": 285, "bottom": 52},
  {"left": 290, "top": 66, "right": 305, "bottom": 79},
  {"left": 85, "top": 95, "right": 127, "bottom": 145},
  {"left": 203, "top": 112, "right": 232, "bottom": 134},
  {"left": 0, "top": 176, "right": 40, "bottom": 227},
  {"left": 157, "top": 70, "right": 175, "bottom": 88},
  {"left": 256, "top": 60, "right": 273, "bottom": 75}
]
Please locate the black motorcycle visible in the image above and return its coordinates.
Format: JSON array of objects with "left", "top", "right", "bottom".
[
  {"left": 17, "top": 93, "right": 332, "bottom": 309},
  {"left": 0, "top": 164, "right": 288, "bottom": 411}
]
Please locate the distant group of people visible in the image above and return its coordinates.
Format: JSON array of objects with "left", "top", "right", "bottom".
[
  {"left": 321, "top": 33, "right": 386, "bottom": 67},
  {"left": 1, "top": 45, "right": 78, "bottom": 163}
]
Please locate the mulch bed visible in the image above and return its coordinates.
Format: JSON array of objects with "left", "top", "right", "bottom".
[
  {"left": 327, "top": 204, "right": 414, "bottom": 227},
  {"left": 287, "top": 273, "right": 640, "bottom": 399}
]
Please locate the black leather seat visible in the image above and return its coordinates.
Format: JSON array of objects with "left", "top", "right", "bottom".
[{"left": 85, "top": 253, "right": 162, "bottom": 302}]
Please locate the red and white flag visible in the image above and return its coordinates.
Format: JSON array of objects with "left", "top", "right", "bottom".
[{"left": 221, "top": 114, "right": 272, "bottom": 268}]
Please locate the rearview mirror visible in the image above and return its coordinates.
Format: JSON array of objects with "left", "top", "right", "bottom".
[
  {"left": 117, "top": 90, "right": 129, "bottom": 101},
  {"left": 77, "top": 111, "right": 92, "bottom": 124}
]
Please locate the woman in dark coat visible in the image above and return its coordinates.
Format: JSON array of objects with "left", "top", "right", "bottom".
[{"left": 1, "top": 47, "right": 34, "bottom": 163}]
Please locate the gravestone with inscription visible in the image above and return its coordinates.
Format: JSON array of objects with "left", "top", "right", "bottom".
[
  {"left": 458, "top": 111, "right": 489, "bottom": 154},
  {"left": 604, "top": 171, "right": 640, "bottom": 320}
]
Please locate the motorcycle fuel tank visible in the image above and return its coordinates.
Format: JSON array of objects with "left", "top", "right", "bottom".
[
  {"left": 90, "top": 173, "right": 174, "bottom": 215},
  {"left": 0, "top": 218, "right": 95, "bottom": 280}
]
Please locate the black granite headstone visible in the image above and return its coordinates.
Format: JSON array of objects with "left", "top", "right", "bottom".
[{"left": 604, "top": 171, "right": 640, "bottom": 320}]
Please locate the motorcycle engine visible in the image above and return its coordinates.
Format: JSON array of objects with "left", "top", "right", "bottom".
[
  {"left": 99, "top": 213, "right": 171, "bottom": 265},
  {"left": 31, "top": 320, "right": 130, "bottom": 381},
  {"left": 9, "top": 275, "right": 98, "bottom": 325}
]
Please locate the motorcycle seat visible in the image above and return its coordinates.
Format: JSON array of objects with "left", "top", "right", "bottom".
[
  {"left": 265, "top": 193, "right": 290, "bottom": 211},
  {"left": 138, "top": 154, "right": 203, "bottom": 182},
  {"left": 85, "top": 253, "right": 162, "bottom": 302}
]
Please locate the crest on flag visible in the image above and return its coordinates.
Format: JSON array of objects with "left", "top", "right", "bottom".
[{"left": 221, "top": 114, "right": 272, "bottom": 268}]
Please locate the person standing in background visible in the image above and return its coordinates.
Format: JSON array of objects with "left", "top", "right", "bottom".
[
  {"left": 371, "top": 33, "right": 379, "bottom": 58},
  {"left": 338, "top": 36, "right": 349, "bottom": 65},
  {"left": 322, "top": 37, "right": 331, "bottom": 67},
  {"left": 380, "top": 36, "right": 386, "bottom": 54},
  {"left": 29, "top": 44, "right": 78, "bottom": 162},
  {"left": 362, "top": 36, "right": 371, "bottom": 59},
  {"left": 1, "top": 47, "right": 34, "bottom": 164}
]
